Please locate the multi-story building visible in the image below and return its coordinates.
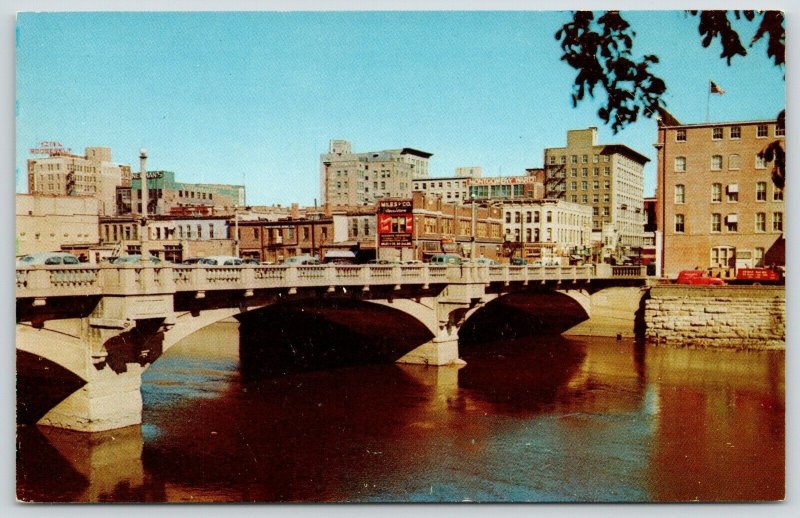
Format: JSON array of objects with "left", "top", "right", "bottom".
[
  {"left": 117, "top": 170, "right": 245, "bottom": 216},
  {"left": 544, "top": 128, "right": 649, "bottom": 258},
  {"left": 501, "top": 199, "right": 593, "bottom": 263},
  {"left": 26, "top": 145, "right": 131, "bottom": 216},
  {"left": 15, "top": 194, "right": 100, "bottom": 258},
  {"left": 412, "top": 175, "right": 472, "bottom": 203},
  {"left": 237, "top": 216, "right": 349, "bottom": 264},
  {"left": 320, "top": 140, "right": 432, "bottom": 206},
  {"left": 99, "top": 215, "right": 236, "bottom": 262},
  {"left": 411, "top": 191, "right": 504, "bottom": 262},
  {"left": 655, "top": 117, "right": 785, "bottom": 277}
]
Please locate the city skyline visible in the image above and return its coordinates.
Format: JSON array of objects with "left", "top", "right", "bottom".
[{"left": 16, "top": 10, "right": 785, "bottom": 206}]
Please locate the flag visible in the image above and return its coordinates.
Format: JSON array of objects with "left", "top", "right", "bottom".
[{"left": 710, "top": 81, "right": 726, "bottom": 95}]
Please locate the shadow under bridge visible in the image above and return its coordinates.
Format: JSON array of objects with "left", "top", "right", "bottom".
[{"left": 236, "top": 298, "right": 436, "bottom": 379}]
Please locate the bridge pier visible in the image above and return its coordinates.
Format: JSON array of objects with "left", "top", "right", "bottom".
[
  {"left": 396, "top": 327, "right": 463, "bottom": 366},
  {"left": 37, "top": 363, "right": 146, "bottom": 432}
]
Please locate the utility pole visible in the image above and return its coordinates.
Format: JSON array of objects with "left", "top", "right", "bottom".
[{"left": 139, "top": 148, "right": 148, "bottom": 258}]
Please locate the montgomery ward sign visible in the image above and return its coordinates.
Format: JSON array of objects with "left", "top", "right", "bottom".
[
  {"left": 467, "top": 176, "right": 539, "bottom": 186},
  {"left": 377, "top": 199, "right": 413, "bottom": 247}
]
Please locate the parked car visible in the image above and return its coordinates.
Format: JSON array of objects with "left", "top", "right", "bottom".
[
  {"left": 532, "top": 259, "right": 559, "bottom": 267},
  {"left": 200, "top": 256, "right": 243, "bottom": 266},
  {"left": 242, "top": 258, "right": 261, "bottom": 265},
  {"left": 16, "top": 252, "right": 81, "bottom": 266},
  {"left": 510, "top": 257, "right": 527, "bottom": 266},
  {"left": 111, "top": 255, "right": 163, "bottom": 265},
  {"left": 283, "top": 255, "right": 321, "bottom": 265},
  {"left": 676, "top": 270, "right": 725, "bottom": 285},
  {"left": 366, "top": 259, "right": 399, "bottom": 265},
  {"left": 429, "top": 253, "right": 464, "bottom": 265},
  {"left": 181, "top": 257, "right": 205, "bottom": 265}
]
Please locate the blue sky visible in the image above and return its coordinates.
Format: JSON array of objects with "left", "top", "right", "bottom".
[{"left": 15, "top": 10, "right": 785, "bottom": 205}]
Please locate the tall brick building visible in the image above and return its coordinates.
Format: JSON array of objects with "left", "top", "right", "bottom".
[{"left": 655, "top": 116, "right": 785, "bottom": 277}]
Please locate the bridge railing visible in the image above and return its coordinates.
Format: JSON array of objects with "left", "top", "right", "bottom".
[{"left": 17, "top": 262, "right": 626, "bottom": 300}]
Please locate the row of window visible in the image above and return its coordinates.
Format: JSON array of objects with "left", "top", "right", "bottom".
[
  {"left": 548, "top": 153, "right": 611, "bottom": 165},
  {"left": 570, "top": 180, "right": 612, "bottom": 191},
  {"left": 674, "top": 154, "right": 768, "bottom": 172},
  {"left": 674, "top": 212, "right": 783, "bottom": 233},
  {"left": 178, "top": 190, "right": 213, "bottom": 200},
  {"left": 675, "top": 124, "right": 783, "bottom": 142},
  {"left": 674, "top": 182, "right": 784, "bottom": 204}
]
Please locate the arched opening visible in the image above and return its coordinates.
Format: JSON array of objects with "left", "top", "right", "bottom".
[
  {"left": 459, "top": 291, "right": 590, "bottom": 347},
  {"left": 17, "top": 351, "right": 86, "bottom": 425},
  {"left": 236, "top": 298, "right": 434, "bottom": 379}
]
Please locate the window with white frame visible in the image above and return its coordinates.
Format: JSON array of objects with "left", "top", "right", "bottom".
[
  {"left": 756, "top": 155, "right": 767, "bottom": 169},
  {"left": 675, "top": 184, "right": 685, "bottom": 203},
  {"left": 675, "top": 214, "right": 685, "bottom": 233},
  {"left": 712, "top": 127, "right": 723, "bottom": 140},
  {"left": 711, "top": 246, "right": 735, "bottom": 268},
  {"left": 774, "top": 188, "right": 784, "bottom": 201},
  {"left": 729, "top": 154, "right": 741, "bottom": 170},
  {"left": 755, "top": 212, "right": 766, "bottom": 232},
  {"left": 726, "top": 184, "right": 739, "bottom": 202},
  {"left": 757, "top": 125, "right": 768, "bottom": 138},
  {"left": 711, "top": 155, "right": 723, "bottom": 170},
  {"left": 730, "top": 126, "right": 741, "bottom": 139},
  {"left": 675, "top": 156, "right": 686, "bottom": 172},
  {"left": 725, "top": 214, "right": 738, "bottom": 232},
  {"left": 676, "top": 129, "right": 687, "bottom": 142},
  {"left": 773, "top": 212, "right": 783, "bottom": 232},
  {"left": 756, "top": 182, "right": 767, "bottom": 201},
  {"left": 755, "top": 247, "right": 765, "bottom": 266},
  {"left": 711, "top": 183, "right": 722, "bottom": 203},
  {"left": 711, "top": 213, "right": 721, "bottom": 232}
]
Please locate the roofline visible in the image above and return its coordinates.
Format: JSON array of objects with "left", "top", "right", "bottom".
[
  {"left": 658, "top": 118, "right": 781, "bottom": 130},
  {"left": 400, "top": 148, "right": 433, "bottom": 158},
  {"left": 599, "top": 145, "right": 650, "bottom": 164}
]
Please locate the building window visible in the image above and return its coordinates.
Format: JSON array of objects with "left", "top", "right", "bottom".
[
  {"left": 581, "top": 181, "right": 588, "bottom": 190},
  {"left": 729, "top": 154, "right": 740, "bottom": 170},
  {"left": 755, "top": 155, "right": 767, "bottom": 169},
  {"left": 675, "top": 214, "right": 685, "bottom": 233},
  {"left": 711, "top": 213, "right": 721, "bottom": 233},
  {"left": 604, "top": 180, "right": 610, "bottom": 189},
  {"left": 726, "top": 184, "right": 739, "bottom": 202},
  {"left": 593, "top": 154, "right": 599, "bottom": 163},
  {"left": 755, "top": 212, "right": 766, "bottom": 232},
  {"left": 757, "top": 125, "right": 768, "bottom": 138},
  {"left": 776, "top": 125, "right": 785, "bottom": 137},
  {"left": 526, "top": 212, "right": 532, "bottom": 223},
  {"left": 549, "top": 156, "right": 556, "bottom": 165},
  {"left": 546, "top": 211, "right": 553, "bottom": 223},
  {"left": 560, "top": 156, "right": 566, "bottom": 164},
  {"left": 774, "top": 188, "right": 784, "bottom": 201},
  {"left": 773, "top": 212, "right": 783, "bottom": 232},
  {"left": 593, "top": 206, "right": 599, "bottom": 216},
  {"left": 604, "top": 167, "right": 610, "bottom": 176},
  {"left": 505, "top": 213, "right": 511, "bottom": 223},
  {"left": 676, "top": 129, "right": 687, "bottom": 142},
  {"left": 603, "top": 207, "right": 610, "bottom": 216},
  {"left": 755, "top": 247, "right": 765, "bottom": 266},
  {"left": 593, "top": 180, "right": 599, "bottom": 190},
  {"left": 712, "top": 127, "right": 723, "bottom": 140},
  {"left": 675, "top": 157, "right": 686, "bottom": 172},
  {"left": 581, "top": 194, "right": 588, "bottom": 203},
  {"left": 571, "top": 155, "right": 578, "bottom": 164},
  {"left": 534, "top": 211, "right": 540, "bottom": 223},
  {"left": 593, "top": 167, "right": 599, "bottom": 176},
  {"left": 725, "top": 214, "right": 738, "bottom": 232},
  {"left": 514, "top": 212, "right": 521, "bottom": 223},
  {"left": 711, "top": 155, "right": 723, "bottom": 170},
  {"left": 675, "top": 184, "right": 685, "bottom": 204},
  {"left": 711, "top": 246, "right": 734, "bottom": 268},
  {"left": 582, "top": 155, "right": 588, "bottom": 163},
  {"left": 571, "top": 195, "right": 578, "bottom": 203},
  {"left": 571, "top": 168, "right": 577, "bottom": 177},
  {"left": 730, "top": 126, "right": 741, "bottom": 139},
  {"left": 571, "top": 181, "right": 577, "bottom": 190},
  {"left": 593, "top": 193, "right": 599, "bottom": 203},
  {"left": 756, "top": 182, "right": 767, "bottom": 201},
  {"left": 582, "top": 168, "right": 588, "bottom": 177},
  {"left": 711, "top": 183, "right": 722, "bottom": 203}
]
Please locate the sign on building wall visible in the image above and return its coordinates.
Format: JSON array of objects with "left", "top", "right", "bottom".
[
  {"left": 377, "top": 199, "right": 413, "bottom": 247},
  {"left": 29, "top": 141, "right": 71, "bottom": 156}
]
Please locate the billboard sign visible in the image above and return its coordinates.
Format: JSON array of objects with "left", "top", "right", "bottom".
[{"left": 378, "top": 199, "right": 413, "bottom": 247}]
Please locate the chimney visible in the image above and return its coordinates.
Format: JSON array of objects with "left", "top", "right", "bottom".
[{"left": 290, "top": 203, "right": 299, "bottom": 219}]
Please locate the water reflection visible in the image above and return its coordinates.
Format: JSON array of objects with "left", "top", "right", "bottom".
[{"left": 17, "top": 322, "right": 784, "bottom": 502}]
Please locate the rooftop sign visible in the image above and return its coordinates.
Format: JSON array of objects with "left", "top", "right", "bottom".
[{"left": 30, "top": 141, "right": 71, "bottom": 156}]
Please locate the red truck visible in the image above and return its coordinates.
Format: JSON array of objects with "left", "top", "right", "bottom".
[
  {"left": 731, "top": 268, "right": 783, "bottom": 285},
  {"left": 676, "top": 270, "right": 726, "bottom": 285}
]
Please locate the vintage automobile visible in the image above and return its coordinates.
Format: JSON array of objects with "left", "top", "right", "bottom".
[{"left": 676, "top": 270, "right": 726, "bottom": 285}]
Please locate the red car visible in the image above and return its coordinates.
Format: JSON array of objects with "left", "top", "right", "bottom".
[{"left": 676, "top": 270, "right": 726, "bottom": 285}]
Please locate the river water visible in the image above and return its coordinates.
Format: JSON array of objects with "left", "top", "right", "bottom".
[{"left": 16, "top": 321, "right": 784, "bottom": 503}]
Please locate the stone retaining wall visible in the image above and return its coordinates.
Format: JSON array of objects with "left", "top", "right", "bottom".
[{"left": 644, "top": 285, "right": 785, "bottom": 349}]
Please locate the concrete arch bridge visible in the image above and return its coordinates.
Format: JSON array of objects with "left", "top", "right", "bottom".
[{"left": 16, "top": 262, "right": 646, "bottom": 432}]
